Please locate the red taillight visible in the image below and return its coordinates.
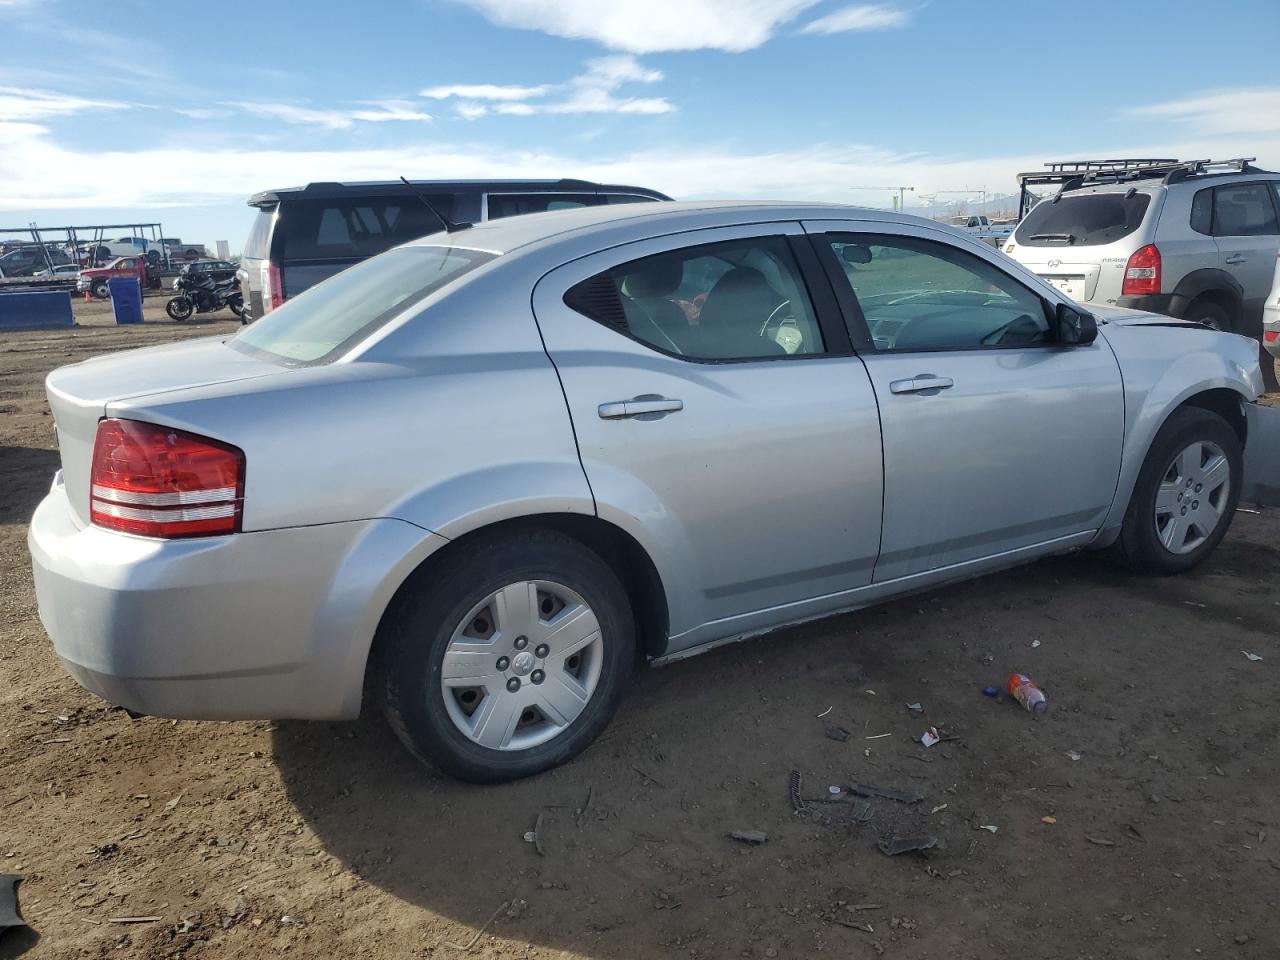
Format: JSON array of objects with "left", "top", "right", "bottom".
[
  {"left": 90, "top": 419, "right": 245, "bottom": 538},
  {"left": 1122, "top": 243, "right": 1161, "bottom": 296},
  {"left": 1266, "top": 331, "right": 1278, "bottom": 343},
  {"left": 263, "top": 262, "right": 284, "bottom": 312}
]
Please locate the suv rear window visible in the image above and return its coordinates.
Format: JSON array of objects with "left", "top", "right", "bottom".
[
  {"left": 276, "top": 196, "right": 461, "bottom": 261},
  {"left": 231, "top": 244, "right": 495, "bottom": 364},
  {"left": 1014, "top": 192, "right": 1152, "bottom": 247}
]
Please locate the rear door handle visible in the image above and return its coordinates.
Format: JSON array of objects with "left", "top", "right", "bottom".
[
  {"left": 598, "top": 395, "right": 684, "bottom": 419},
  {"left": 889, "top": 375, "right": 954, "bottom": 395},
  {"left": 1224, "top": 254, "right": 1247, "bottom": 265}
]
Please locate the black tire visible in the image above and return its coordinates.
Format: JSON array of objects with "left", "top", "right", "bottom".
[
  {"left": 1115, "top": 407, "right": 1241, "bottom": 575},
  {"left": 146, "top": 250, "right": 160, "bottom": 265},
  {"left": 165, "top": 296, "right": 194, "bottom": 321},
  {"left": 90, "top": 279, "right": 110, "bottom": 300},
  {"left": 228, "top": 294, "right": 246, "bottom": 319},
  {"left": 1184, "top": 298, "right": 1231, "bottom": 332},
  {"left": 380, "top": 527, "right": 635, "bottom": 783}
]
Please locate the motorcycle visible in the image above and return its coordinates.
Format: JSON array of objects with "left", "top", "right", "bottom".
[{"left": 166, "top": 272, "right": 246, "bottom": 322}]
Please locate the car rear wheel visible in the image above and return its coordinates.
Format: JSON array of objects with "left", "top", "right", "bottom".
[
  {"left": 381, "top": 527, "right": 635, "bottom": 782},
  {"left": 1115, "top": 407, "right": 1241, "bottom": 574}
]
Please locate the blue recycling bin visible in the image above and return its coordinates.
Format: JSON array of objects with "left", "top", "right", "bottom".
[{"left": 107, "top": 277, "right": 144, "bottom": 325}]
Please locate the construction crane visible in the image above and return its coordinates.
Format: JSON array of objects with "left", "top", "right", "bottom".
[{"left": 849, "top": 185, "right": 916, "bottom": 212}]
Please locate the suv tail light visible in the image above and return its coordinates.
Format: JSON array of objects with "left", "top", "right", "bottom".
[
  {"left": 263, "top": 262, "right": 284, "bottom": 312},
  {"left": 90, "top": 419, "right": 245, "bottom": 538},
  {"left": 1122, "top": 243, "right": 1161, "bottom": 296}
]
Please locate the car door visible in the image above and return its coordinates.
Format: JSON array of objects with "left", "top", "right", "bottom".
[
  {"left": 805, "top": 220, "right": 1125, "bottom": 582},
  {"left": 1209, "top": 181, "right": 1280, "bottom": 325},
  {"left": 532, "top": 223, "right": 884, "bottom": 648}
]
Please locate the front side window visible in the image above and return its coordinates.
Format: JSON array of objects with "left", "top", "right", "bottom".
[
  {"left": 564, "top": 236, "right": 824, "bottom": 361},
  {"left": 1211, "top": 183, "right": 1280, "bottom": 237},
  {"left": 232, "top": 244, "right": 496, "bottom": 364},
  {"left": 824, "top": 234, "right": 1050, "bottom": 351}
]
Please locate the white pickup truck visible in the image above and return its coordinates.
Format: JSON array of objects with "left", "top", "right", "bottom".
[{"left": 946, "top": 215, "right": 1016, "bottom": 248}]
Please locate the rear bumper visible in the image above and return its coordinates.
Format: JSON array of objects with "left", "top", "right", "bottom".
[
  {"left": 29, "top": 480, "right": 445, "bottom": 721},
  {"left": 1263, "top": 304, "right": 1280, "bottom": 359},
  {"left": 1115, "top": 293, "right": 1188, "bottom": 318}
]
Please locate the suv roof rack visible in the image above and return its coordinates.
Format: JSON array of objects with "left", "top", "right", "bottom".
[{"left": 1015, "top": 157, "right": 1266, "bottom": 218}]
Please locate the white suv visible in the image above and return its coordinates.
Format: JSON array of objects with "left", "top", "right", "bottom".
[{"left": 1006, "top": 160, "right": 1280, "bottom": 354}]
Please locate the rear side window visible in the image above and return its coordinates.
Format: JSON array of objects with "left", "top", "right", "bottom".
[
  {"left": 1210, "top": 183, "right": 1279, "bottom": 237},
  {"left": 564, "top": 235, "right": 824, "bottom": 361},
  {"left": 1190, "top": 189, "right": 1213, "bottom": 235},
  {"left": 243, "top": 207, "right": 275, "bottom": 260},
  {"left": 231, "top": 245, "right": 495, "bottom": 364},
  {"left": 277, "top": 196, "right": 460, "bottom": 261},
  {"left": 487, "top": 193, "right": 597, "bottom": 219},
  {"left": 1014, "top": 192, "right": 1151, "bottom": 247}
]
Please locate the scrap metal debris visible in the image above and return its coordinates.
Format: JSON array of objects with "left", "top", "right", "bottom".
[
  {"left": 0, "top": 875, "right": 25, "bottom": 933},
  {"left": 789, "top": 769, "right": 805, "bottom": 813},
  {"left": 850, "top": 783, "right": 925, "bottom": 804},
  {"left": 824, "top": 725, "right": 851, "bottom": 742},
  {"left": 877, "top": 835, "right": 943, "bottom": 856},
  {"left": 1243, "top": 651, "right": 1264, "bottom": 662},
  {"left": 728, "top": 830, "right": 768, "bottom": 845}
]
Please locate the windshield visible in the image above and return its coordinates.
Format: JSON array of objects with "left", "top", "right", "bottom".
[
  {"left": 231, "top": 244, "right": 496, "bottom": 364},
  {"left": 1014, "top": 192, "right": 1152, "bottom": 247}
]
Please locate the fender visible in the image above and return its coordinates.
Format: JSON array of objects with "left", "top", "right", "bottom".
[
  {"left": 1170, "top": 268, "right": 1244, "bottom": 319},
  {"left": 1094, "top": 321, "right": 1261, "bottom": 544}
]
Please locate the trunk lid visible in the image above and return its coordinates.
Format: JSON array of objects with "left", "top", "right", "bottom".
[{"left": 46, "top": 337, "right": 283, "bottom": 527}]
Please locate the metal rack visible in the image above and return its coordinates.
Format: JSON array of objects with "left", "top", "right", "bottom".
[{"left": 1014, "top": 158, "right": 1263, "bottom": 218}]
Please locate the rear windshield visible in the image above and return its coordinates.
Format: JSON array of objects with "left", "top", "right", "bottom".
[
  {"left": 231, "top": 245, "right": 496, "bottom": 364},
  {"left": 275, "top": 195, "right": 464, "bottom": 261},
  {"left": 1014, "top": 192, "right": 1152, "bottom": 247}
]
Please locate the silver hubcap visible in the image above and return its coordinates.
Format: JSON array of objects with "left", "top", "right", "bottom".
[
  {"left": 441, "top": 580, "right": 603, "bottom": 751},
  {"left": 1154, "top": 440, "right": 1230, "bottom": 555}
]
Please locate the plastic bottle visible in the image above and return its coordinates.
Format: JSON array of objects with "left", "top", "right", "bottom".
[{"left": 1007, "top": 672, "right": 1048, "bottom": 715}]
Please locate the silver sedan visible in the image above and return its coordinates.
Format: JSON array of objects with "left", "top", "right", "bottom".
[{"left": 29, "top": 202, "right": 1272, "bottom": 781}]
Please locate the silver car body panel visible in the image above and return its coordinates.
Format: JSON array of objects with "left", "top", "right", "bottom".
[
  {"left": 1242, "top": 401, "right": 1280, "bottom": 507},
  {"left": 27, "top": 201, "right": 1269, "bottom": 720}
]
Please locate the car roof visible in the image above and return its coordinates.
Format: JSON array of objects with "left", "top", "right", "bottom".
[
  {"left": 401, "top": 200, "right": 936, "bottom": 257},
  {"left": 247, "top": 178, "right": 671, "bottom": 207}
]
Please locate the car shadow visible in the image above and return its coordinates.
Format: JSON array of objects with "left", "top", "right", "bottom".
[
  {"left": 0, "top": 447, "right": 60, "bottom": 526},
  {"left": 0, "top": 927, "right": 40, "bottom": 960}
]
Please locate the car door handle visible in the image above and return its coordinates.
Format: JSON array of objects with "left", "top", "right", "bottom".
[
  {"left": 889, "top": 375, "right": 954, "bottom": 395},
  {"left": 598, "top": 396, "right": 684, "bottom": 419},
  {"left": 1224, "top": 254, "right": 1247, "bottom": 265}
]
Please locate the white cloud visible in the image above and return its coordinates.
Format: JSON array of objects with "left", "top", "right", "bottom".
[
  {"left": 0, "top": 86, "right": 129, "bottom": 121},
  {"left": 448, "top": 0, "right": 821, "bottom": 53},
  {"left": 3, "top": 110, "right": 1276, "bottom": 213},
  {"left": 437, "top": 55, "right": 675, "bottom": 118},
  {"left": 1129, "top": 87, "right": 1280, "bottom": 137},
  {"left": 228, "top": 99, "right": 432, "bottom": 130},
  {"left": 798, "top": 3, "right": 910, "bottom": 34},
  {"left": 421, "top": 83, "right": 547, "bottom": 101}
]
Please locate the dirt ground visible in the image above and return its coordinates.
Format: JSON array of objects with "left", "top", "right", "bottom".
[{"left": 1, "top": 302, "right": 1278, "bottom": 960}]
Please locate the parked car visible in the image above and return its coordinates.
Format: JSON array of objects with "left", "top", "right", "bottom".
[
  {"left": 1264, "top": 249, "right": 1280, "bottom": 360},
  {"left": 0, "top": 244, "right": 73, "bottom": 277},
  {"left": 179, "top": 258, "right": 237, "bottom": 282},
  {"left": 33, "top": 263, "right": 81, "bottom": 280},
  {"left": 237, "top": 178, "right": 670, "bottom": 321},
  {"left": 1005, "top": 159, "right": 1280, "bottom": 332},
  {"left": 29, "top": 202, "right": 1275, "bottom": 784},
  {"left": 76, "top": 256, "right": 159, "bottom": 299}
]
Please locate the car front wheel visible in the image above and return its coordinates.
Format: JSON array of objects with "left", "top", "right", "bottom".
[
  {"left": 1116, "top": 406, "right": 1241, "bottom": 574},
  {"left": 380, "top": 528, "right": 635, "bottom": 782}
]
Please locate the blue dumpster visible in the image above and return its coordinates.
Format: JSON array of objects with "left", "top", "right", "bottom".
[{"left": 108, "top": 277, "right": 144, "bottom": 325}]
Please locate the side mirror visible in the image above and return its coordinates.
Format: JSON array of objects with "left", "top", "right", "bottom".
[
  {"left": 1056, "top": 301, "right": 1097, "bottom": 345},
  {"left": 840, "top": 244, "right": 873, "bottom": 265}
]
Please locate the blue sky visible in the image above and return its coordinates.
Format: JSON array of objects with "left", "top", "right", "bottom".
[{"left": 1, "top": 0, "right": 1277, "bottom": 252}]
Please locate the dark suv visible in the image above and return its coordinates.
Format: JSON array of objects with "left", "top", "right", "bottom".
[
  {"left": 237, "top": 178, "right": 671, "bottom": 321},
  {"left": 0, "top": 244, "right": 73, "bottom": 278}
]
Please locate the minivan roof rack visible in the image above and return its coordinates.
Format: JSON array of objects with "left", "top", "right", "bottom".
[{"left": 1014, "top": 157, "right": 1265, "bottom": 218}]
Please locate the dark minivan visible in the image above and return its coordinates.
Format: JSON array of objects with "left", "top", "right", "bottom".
[{"left": 237, "top": 178, "right": 671, "bottom": 321}]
